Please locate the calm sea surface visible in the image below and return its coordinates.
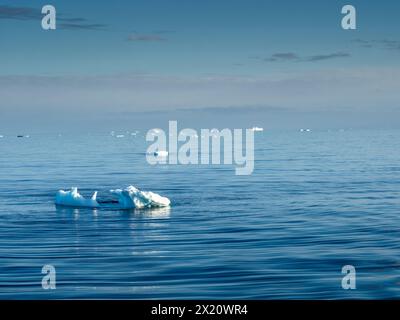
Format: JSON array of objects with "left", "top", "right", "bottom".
[{"left": 0, "top": 129, "right": 399, "bottom": 299}]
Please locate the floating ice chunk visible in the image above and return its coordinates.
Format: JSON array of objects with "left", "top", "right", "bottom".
[
  {"left": 110, "top": 186, "right": 171, "bottom": 209},
  {"left": 55, "top": 188, "right": 100, "bottom": 208},
  {"left": 55, "top": 186, "right": 170, "bottom": 209},
  {"left": 251, "top": 126, "right": 264, "bottom": 132},
  {"left": 0, "top": 135, "right": 3, "bottom": 138},
  {"left": 116, "top": 134, "right": 125, "bottom": 138}
]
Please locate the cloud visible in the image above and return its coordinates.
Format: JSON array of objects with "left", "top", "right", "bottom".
[
  {"left": 265, "top": 52, "right": 300, "bottom": 62},
  {"left": 0, "top": 5, "right": 107, "bottom": 30},
  {"left": 352, "top": 39, "right": 374, "bottom": 48},
  {"left": 261, "top": 52, "right": 350, "bottom": 63},
  {"left": 127, "top": 33, "right": 166, "bottom": 42},
  {"left": 304, "top": 52, "right": 350, "bottom": 62},
  {"left": 58, "top": 23, "right": 107, "bottom": 31},
  {"left": 353, "top": 39, "right": 400, "bottom": 51},
  {"left": 0, "top": 5, "right": 39, "bottom": 20}
]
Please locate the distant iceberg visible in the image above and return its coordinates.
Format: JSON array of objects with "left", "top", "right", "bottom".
[
  {"left": 55, "top": 186, "right": 170, "bottom": 209},
  {"left": 250, "top": 126, "right": 264, "bottom": 132}
]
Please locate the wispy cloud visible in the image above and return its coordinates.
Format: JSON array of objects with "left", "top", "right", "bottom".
[
  {"left": 265, "top": 53, "right": 300, "bottom": 62},
  {"left": 353, "top": 39, "right": 400, "bottom": 51},
  {"left": 0, "top": 5, "right": 39, "bottom": 20},
  {"left": 58, "top": 23, "right": 107, "bottom": 31},
  {"left": 0, "top": 5, "right": 107, "bottom": 30},
  {"left": 304, "top": 52, "right": 350, "bottom": 62},
  {"left": 261, "top": 51, "right": 350, "bottom": 63},
  {"left": 127, "top": 33, "right": 167, "bottom": 42}
]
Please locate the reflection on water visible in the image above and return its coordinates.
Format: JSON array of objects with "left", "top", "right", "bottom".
[
  {"left": 130, "top": 206, "right": 171, "bottom": 218},
  {"left": 55, "top": 205, "right": 171, "bottom": 219}
]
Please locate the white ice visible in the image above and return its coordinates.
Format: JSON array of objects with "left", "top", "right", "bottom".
[
  {"left": 55, "top": 187, "right": 100, "bottom": 208},
  {"left": 55, "top": 186, "right": 170, "bottom": 209},
  {"left": 110, "top": 186, "right": 171, "bottom": 209}
]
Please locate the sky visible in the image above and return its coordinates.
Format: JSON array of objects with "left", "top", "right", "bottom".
[{"left": 0, "top": 0, "right": 400, "bottom": 132}]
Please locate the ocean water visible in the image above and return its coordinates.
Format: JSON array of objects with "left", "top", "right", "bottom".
[{"left": 0, "top": 129, "right": 399, "bottom": 299}]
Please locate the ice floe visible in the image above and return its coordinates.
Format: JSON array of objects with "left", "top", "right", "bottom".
[
  {"left": 55, "top": 186, "right": 170, "bottom": 209},
  {"left": 55, "top": 188, "right": 100, "bottom": 208},
  {"left": 110, "top": 186, "right": 171, "bottom": 209}
]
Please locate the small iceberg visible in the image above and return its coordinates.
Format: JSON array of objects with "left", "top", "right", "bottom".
[
  {"left": 110, "top": 186, "right": 170, "bottom": 209},
  {"left": 55, "top": 188, "right": 99, "bottom": 208},
  {"left": 55, "top": 186, "right": 170, "bottom": 209},
  {"left": 250, "top": 126, "right": 264, "bottom": 132}
]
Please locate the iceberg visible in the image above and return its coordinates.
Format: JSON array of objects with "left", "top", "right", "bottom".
[
  {"left": 55, "top": 186, "right": 170, "bottom": 209},
  {"left": 55, "top": 188, "right": 100, "bottom": 208},
  {"left": 110, "top": 186, "right": 171, "bottom": 209}
]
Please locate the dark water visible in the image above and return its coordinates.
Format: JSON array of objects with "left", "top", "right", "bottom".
[{"left": 0, "top": 129, "right": 399, "bottom": 299}]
